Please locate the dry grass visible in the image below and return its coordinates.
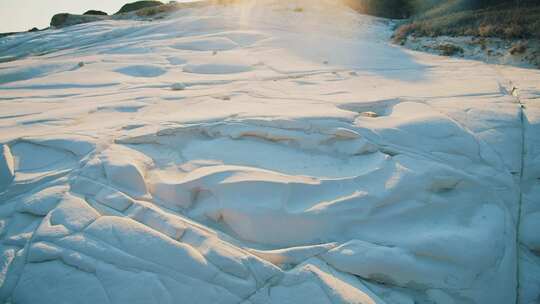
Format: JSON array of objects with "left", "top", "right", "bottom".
[
  {"left": 392, "top": 23, "right": 418, "bottom": 44},
  {"left": 435, "top": 43, "right": 464, "bottom": 56},
  {"left": 393, "top": 1, "right": 540, "bottom": 42}
]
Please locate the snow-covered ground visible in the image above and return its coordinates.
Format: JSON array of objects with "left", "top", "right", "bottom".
[{"left": 0, "top": 1, "right": 539, "bottom": 303}]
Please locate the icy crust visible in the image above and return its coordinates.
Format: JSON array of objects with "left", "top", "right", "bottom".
[{"left": 0, "top": 0, "right": 539, "bottom": 303}]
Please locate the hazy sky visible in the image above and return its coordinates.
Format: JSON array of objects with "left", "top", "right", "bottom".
[{"left": 0, "top": 0, "right": 192, "bottom": 33}]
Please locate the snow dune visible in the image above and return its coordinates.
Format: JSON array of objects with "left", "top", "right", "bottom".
[{"left": 0, "top": 0, "right": 539, "bottom": 303}]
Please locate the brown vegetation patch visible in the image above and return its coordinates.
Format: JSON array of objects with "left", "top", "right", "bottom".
[{"left": 509, "top": 41, "right": 528, "bottom": 55}]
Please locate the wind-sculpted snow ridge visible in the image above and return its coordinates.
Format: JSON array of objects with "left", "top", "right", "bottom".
[{"left": 0, "top": 0, "right": 539, "bottom": 303}]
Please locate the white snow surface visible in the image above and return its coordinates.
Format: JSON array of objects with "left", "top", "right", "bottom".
[{"left": 0, "top": 1, "right": 539, "bottom": 303}]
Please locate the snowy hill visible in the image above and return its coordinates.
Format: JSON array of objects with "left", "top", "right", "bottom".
[{"left": 0, "top": 1, "right": 539, "bottom": 303}]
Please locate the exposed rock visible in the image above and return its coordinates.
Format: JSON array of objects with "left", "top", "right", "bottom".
[
  {"left": 50, "top": 13, "right": 109, "bottom": 28},
  {"left": 0, "top": 28, "right": 40, "bottom": 39},
  {"left": 50, "top": 13, "right": 69, "bottom": 27},
  {"left": 0, "top": 32, "right": 17, "bottom": 38},
  {"left": 1, "top": 2, "right": 537, "bottom": 303},
  {"left": 83, "top": 10, "right": 108, "bottom": 16},
  {"left": 115, "top": 1, "right": 164, "bottom": 15}
]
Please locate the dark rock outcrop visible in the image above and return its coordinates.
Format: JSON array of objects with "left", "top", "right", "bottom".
[
  {"left": 83, "top": 10, "right": 108, "bottom": 16},
  {"left": 115, "top": 1, "right": 164, "bottom": 14},
  {"left": 0, "top": 32, "right": 17, "bottom": 38},
  {"left": 0, "top": 28, "right": 40, "bottom": 39},
  {"left": 50, "top": 13, "right": 109, "bottom": 28},
  {"left": 132, "top": 0, "right": 242, "bottom": 17},
  {"left": 48, "top": 0, "right": 241, "bottom": 29},
  {"left": 50, "top": 13, "right": 70, "bottom": 27}
]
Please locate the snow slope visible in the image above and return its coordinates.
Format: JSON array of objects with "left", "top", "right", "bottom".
[{"left": 0, "top": 0, "right": 539, "bottom": 303}]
